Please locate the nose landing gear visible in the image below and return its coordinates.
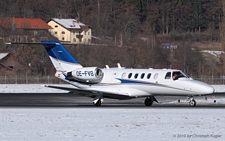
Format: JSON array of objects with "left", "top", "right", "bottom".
[{"left": 187, "top": 97, "right": 196, "bottom": 107}]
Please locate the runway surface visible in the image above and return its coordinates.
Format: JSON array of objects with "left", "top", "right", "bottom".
[{"left": 0, "top": 92, "right": 225, "bottom": 108}]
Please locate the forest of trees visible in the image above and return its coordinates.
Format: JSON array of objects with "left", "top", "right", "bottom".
[
  {"left": 0, "top": 0, "right": 224, "bottom": 78},
  {"left": 0, "top": 0, "right": 222, "bottom": 36}
]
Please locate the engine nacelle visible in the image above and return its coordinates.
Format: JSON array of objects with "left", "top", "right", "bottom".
[{"left": 67, "top": 67, "right": 103, "bottom": 83}]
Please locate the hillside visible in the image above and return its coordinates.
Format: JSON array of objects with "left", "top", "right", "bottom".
[{"left": 0, "top": 0, "right": 224, "bottom": 77}]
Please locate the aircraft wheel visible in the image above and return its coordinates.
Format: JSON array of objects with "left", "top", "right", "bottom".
[
  {"left": 93, "top": 98, "right": 102, "bottom": 106},
  {"left": 189, "top": 99, "right": 196, "bottom": 107},
  {"left": 145, "top": 98, "right": 153, "bottom": 106}
]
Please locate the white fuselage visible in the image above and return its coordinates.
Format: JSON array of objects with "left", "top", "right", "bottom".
[{"left": 56, "top": 68, "right": 214, "bottom": 99}]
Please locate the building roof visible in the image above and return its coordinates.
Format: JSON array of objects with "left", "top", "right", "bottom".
[
  {"left": 0, "top": 53, "right": 9, "bottom": 60},
  {"left": 48, "top": 18, "right": 92, "bottom": 30},
  {"left": 0, "top": 18, "right": 52, "bottom": 29}
]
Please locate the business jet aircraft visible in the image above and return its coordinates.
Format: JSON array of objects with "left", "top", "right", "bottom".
[{"left": 6, "top": 40, "right": 214, "bottom": 106}]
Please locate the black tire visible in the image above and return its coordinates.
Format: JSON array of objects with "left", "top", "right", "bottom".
[
  {"left": 145, "top": 98, "right": 153, "bottom": 106},
  {"left": 189, "top": 99, "right": 196, "bottom": 107}
]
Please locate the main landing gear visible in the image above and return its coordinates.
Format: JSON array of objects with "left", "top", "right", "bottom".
[
  {"left": 93, "top": 96, "right": 104, "bottom": 106},
  {"left": 187, "top": 97, "right": 196, "bottom": 107},
  {"left": 145, "top": 96, "right": 158, "bottom": 106}
]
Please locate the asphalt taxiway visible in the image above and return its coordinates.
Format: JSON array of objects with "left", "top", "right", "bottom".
[{"left": 0, "top": 93, "right": 225, "bottom": 108}]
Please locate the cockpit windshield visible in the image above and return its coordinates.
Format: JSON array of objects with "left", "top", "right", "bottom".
[
  {"left": 172, "top": 71, "right": 188, "bottom": 80},
  {"left": 183, "top": 72, "right": 191, "bottom": 78}
]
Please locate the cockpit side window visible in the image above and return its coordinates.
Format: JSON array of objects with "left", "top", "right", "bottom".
[
  {"left": 165, "top": 72, "right": 171, "bottom": 79},
  {"left": 172, "top": 71, "right": 187, "bottom": 80}
]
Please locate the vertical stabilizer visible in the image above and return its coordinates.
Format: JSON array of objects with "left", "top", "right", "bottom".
[{"left": 41, "top": 40, "right": 82, "bottom": 72}]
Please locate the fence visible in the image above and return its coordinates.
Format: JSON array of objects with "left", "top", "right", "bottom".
[
  {"left": 0, "top": 75, "right": 64, "bottom": 84},
  {"left": 194, "top": 76, "right": 225, "bottom": 85},
  {"left": 0, "top": 75, "right": 225, "bottom": 84}
]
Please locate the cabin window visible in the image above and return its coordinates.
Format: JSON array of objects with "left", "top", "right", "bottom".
[
  {"left": 128, "top": 73, "right": 132, "bottom": 79},
  {"left": 147, "top": 73, "right": 151, "bottom": 79},
  {"left": 141, "top": 73, "right": 145, "bottom": 79},
  {"left": 134, "top": 73, "right": 138, "bottom": 79},
  {"left": 165, "top": 72, "right": 171, "bottom": 79},
  {"left": 154, "top": 73, "right": 158, "bottom": 79},
  {"left": 122, "top": 73, "right": 126, "bottom": 78}
]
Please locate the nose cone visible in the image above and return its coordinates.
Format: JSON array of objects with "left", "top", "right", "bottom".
[
  {"left": 201, "top": 85, "right": 214, "bottom": 94},
  {"left": 195, "top": 81, "right": 214, "bottom": 94}
]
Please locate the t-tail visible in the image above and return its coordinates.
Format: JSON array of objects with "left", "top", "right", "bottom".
[{"left": 41, "top": 40, "right": 82, "bottom": 72}]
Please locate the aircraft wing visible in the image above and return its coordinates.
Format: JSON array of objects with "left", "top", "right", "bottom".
[{"left": 45, "top": 85, "right": 134, "bottom": 99}]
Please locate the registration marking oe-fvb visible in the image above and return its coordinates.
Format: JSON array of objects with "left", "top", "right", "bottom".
[{"left": 76, "top": 71, "right": 94, "bottom": 77}]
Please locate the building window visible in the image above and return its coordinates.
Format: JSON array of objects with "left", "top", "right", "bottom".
[
  {"left": 62, "top": 37, "right": 64, "bottom": 40},
  {"left": 84, "top": 39, "right": 86, "bottom": 42},
  {"left": 73, "top": 31, "right": 75, "bottom": 35},
  {"left": 88, "top": 32, "right": 90, "bottom": 35},
  {"left": 62, "top": 31, "right": 65, "bottom": 34},
  {"left": 55, "top": 25, "right": 58, "bottom": 28},
  {"left": 34, "top": 31, "right": 37, "bottom": 35},
  {"left": 73, "top": 38, "right": 76, "bottom": 42},
  {"left": 55, "top": 32, "right": 57, "bottom": 34},
  {"left": 8, "top": 66, "right": 14, "bottom": 70}
]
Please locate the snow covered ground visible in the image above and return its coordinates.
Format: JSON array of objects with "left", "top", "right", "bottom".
[
  {"left": 0, "top": 84, "right": 68, "bottom": 93},
  {"left": 0, "top": 84, "right": 225, "bottom": 141},
  {"left": 0, "top": 108, "right": 224, "bottom": 141}
]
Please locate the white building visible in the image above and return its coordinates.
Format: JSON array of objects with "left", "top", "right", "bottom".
[{"left": 47, "top": 18, "right": 92, "bottom": 44}]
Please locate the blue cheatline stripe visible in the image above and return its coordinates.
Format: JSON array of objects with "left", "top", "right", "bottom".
[
  {"left": 117, "top": 78, "right": 154, "bottom": 85},
  {"left": 41, "top": 40, "right": 80, "bottom": 64}
]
